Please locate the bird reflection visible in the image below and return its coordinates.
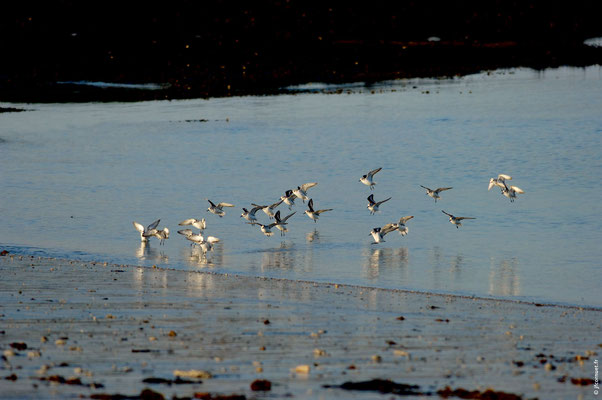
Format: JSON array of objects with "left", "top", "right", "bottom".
[
  {"left": 362, "top": 247, "right": 409, "bottom": 279},
  {"left": 489, "top": 258, "right": 520, "bottom": 296},
  {"left": 184, "top": 243, "right": 224, "bottom": 268},
  {"left": 261, "top": 242, "right": 295, "bottom": 271},
  {"left": 306, "top": 229, "right": 320, "bottom": 243},
  {"left": 135, "top": 242, "right": 168, "bottom": 263}
]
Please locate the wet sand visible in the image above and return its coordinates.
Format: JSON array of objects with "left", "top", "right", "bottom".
[{"left": 0, "top": 254, "right": 599, "bottom": 399}]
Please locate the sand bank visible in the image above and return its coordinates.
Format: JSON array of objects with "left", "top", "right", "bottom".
[{"left": 0, "top": 255, "right": 599, "bottom": 399}]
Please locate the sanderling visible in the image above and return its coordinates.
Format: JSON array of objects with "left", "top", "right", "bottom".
[
  {"left": 293, "top": 182, "right": 318, "bottom": 203},
  {"left": 304, "top": 198, "right": 333, "bottom": 223},
  {"left": 442, "top": 210, "right": 476, "bottom": 229},
  {"left": 420, "top": 185, "right": 453, "bottom": 203},
  {"left": 488, "top": 174, "right": 512, "bottom": 191},
  {"left": 359, "top": 167, "right": 382, "bottom": 190},
  {"left": 369, "top": 223, "right": 399, "bottom": 244},
  {"left": 178, "top": 218, "right": 206, "bottom": 231},
  {"left": 241, "top": 205, "right": 263, "bottom": 222},
  {"left": 394, "top": 215, "right": 414, "bottom": 236},
  {"left": 367, "top": 194, "right": 391, "bottom": 215},
  {"left": 501, "top": 182, "right": 524, "bottom": 202},
  {"left": 274, "top": 210, "right": 296, "bottom": 236},
  {"left": 252, "top": 199, "right": 284, "bottom": 219},
  {"left": 178, "top": 230, "right": 219, "bottom": 254},
  {"left": 280, "top": 189, "right": 297, "bottom": 210},
  {"left": 248, "top": 221, "right": 279, "bottom": 237},
  {"left": 207, "top": 199, "right": 235, "bottom": 217},
  {"left": 148, "top": 227, "right": 170, "bottom": 245},
  {"left": 133, "top": 219, "right": 161, "bottom": 242}
]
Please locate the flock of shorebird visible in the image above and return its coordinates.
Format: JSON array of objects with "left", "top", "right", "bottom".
[{"left": 133, "top": 169, "right": 524, "bottom": 255}]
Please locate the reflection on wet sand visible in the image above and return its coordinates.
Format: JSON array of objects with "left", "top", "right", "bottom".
[
  {"left": 261, "top": 242, "right": 295, "bottom": 271},
  {"left": 135, "top": 242, "right": 168, "bottom": 263},
  {"left": 429, "top": 246, "right": 465, "bottom": 289},
  {"left": 362, "top": 247, "right": 409, "bottom": 279},
  {"left": 182, "top": 243, "right": 224, "bottom": 268},
  {"left": 489, "top": 258, "right": 520, "bottom": 296}
]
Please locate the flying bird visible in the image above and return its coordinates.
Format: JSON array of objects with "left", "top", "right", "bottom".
[
  {"left": 359, "top": 167, "right": 382, "bottom": 190},
  {"left": 420, "top": 185, "right": 453, "bottom": 203},
  {"left": 442, "top": 210, "right": 476, "bottom": 229},
  {"left": 207, "top": 200, "right": 235, "bottom": 217},
  {"left": 304, "top": 198, "right": 333, "bottom": 223},
  {"left": 274, "top": 210, "right": 296, "bottom": 236},
  {"left": 133, "top": 219, "right": 160, "bottom": 242},
  {"left": 293, "top": 182, "right": 318, "bottom": 203},
  {"left": 369, "top": 223, "right": 399, "bottom": 244},
  {"left": 501, "top": 182, "right": 525, "bottom": 202},
  {"left": 367, "top": 194, "right": 392, "bottom": 215},
  {"left": 248, "top": 221, "right": 279, "bottom": 237},
  {"left": 240, "top": 205, "right": 263, "bottom": 222},
  {"left": 394, "top": 215, "right": 414, "bottom": 236},
  {"left": 178, "top": 218, "right": 206, "bottom": 231},
  {"left": 252, "top": 199, "right": 284, "bottom": 219},
  {"left": 488, "top": 174, "right": 512, "bottom": 191},
  {"left": 280, "top": 189, "right": 297, "bottom": 210}
]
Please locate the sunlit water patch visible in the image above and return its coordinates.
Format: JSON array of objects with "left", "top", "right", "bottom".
[{"left": 1, "top": 66, "right": 601, "bottom": 307}]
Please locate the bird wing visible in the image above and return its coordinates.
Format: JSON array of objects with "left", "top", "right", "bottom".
[
  {"left": 266, "top": 222, "right": 278, "bottom": 228},
  {"left": 435, "top": 187, "right": 452, "bottom": 193},
  {"left": 367, "top": 194, "right": 375, "bottom": 205},
  {"left": 307, "top": 198, "right": 314, "bottom": 212},
  {"left": 218, "top": 202, "right": 235, "bottom": 208},
  {"left": 441, "top": 210, "right": 453, "bottom": 217},
  {"left": 281, "top": 211, "right": 297, "bottom": 222},
  {"left": 133, "top": 221, "right": 145, "bottom": 233},
  {"left": 285, "top": 189, "right": 296, "bottom": 198},
  {"left": 381, "top": 223, "right": 399, "bottom": 235},
  {"left": 300, "top": 182, "right": 318, "bottom": 191},
  {"left": 207, "top": 236, "right": 220, "bottom": 244},
  {"left": 251, "top": 203, "right": 266, "bottom": 209},
  {"left": 457, "top": 216, "right": 476, "bottom": 220},
  {"left": 250, "top": 205, "right": 263, "bottom": 214},
  {"left": 143, "top": 228, "right": 158, "bottom": 237},
  {"left": 376, "top": 197, "right": 392, "bottom": 206},
  {"left": 270, "top": 199, "right": 284, "bottom": 208},
  {"left": 399, "top": 215, "right": 414, "bottom": 224},
  {"left": 488, "top": 179, "right": 496, "bottom": 191},
  {"left": 368, "top": 167, "right": 382, "bottom": 177},
  {"left": 274, "top": 210, "right": 282, "bottom": 222},
  {"left": 178, "top": 218, "right": 195, "bottom": 226},
  {"left": 420, "top": 185, "right": 431, "bottom": 191},
  {"left": 315, "top": 209, "right": 333, "bottom": 215},
  {"left": 498, "top": 174, "right": 512, "bottom": 180},
  {"left": 177, "top": 229, "right": 193, "bottom": 237},
  {"left": 511, "top": 186, "right": 524, "bottom": 193},
  {"left": 147, "top": 219, "right": 161, "bottom": 231}
]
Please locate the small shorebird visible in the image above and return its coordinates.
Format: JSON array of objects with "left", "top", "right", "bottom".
[
  {"left": 304, "top": 198, "right": 333, "bottom": 223},
  {"left": 252, "top": 199, "right": 284, "bottom": 219},
  {"left": 394, "top": 215, "right": 414, "bottom": 236},
  {"left": 248, "top": 221, "right": 279, "bottom": 237},
  {"left": 274, "top": 210, "right": 296, "bottom": 236},
  {"left": 280, "top": 189, "right": 297, "bottom": 210},
  {"left": 207, "top": 199, "right": 235, "bottom": 217},
  {"left": 367, "top": 194, "right": 391, "bottom": 215},
  {"left": 369, "top": 223, "right": 398, "bottom": 244},
  {"left": 133, "top": 219, "right": 160, "bottom": 242},
  {"left": 420, "top": 185, "right": 452, "bottom": 203},
  {"left": 501, "top": 182, "right": 524, "bottom": 202},
  {"left": 148, "top": 227, "right": 169, "bottom": 245},
  {"left": 178, "top": 230, "right": 219, "bottom": 254},
  {"left": 178, "top": 218, "right": 206, "bottom": 231},
  {"left": 359, "top": 167, "right": 382, "bottom": 190},
  {"left": 240, "top": 205, "right": 263, "bottom": 222},
  {"left": 488, "top": 174, "right": 512, "bottom": 191},
  {"left": 442, "top": 210, "right": 476, "bottom": 229},
  {"left": 293, "top": 182, "right": 318, "bottom": 203}
]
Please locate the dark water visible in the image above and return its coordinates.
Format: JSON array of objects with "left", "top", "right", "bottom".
[{"left": 2, "top": 67, "right": 601, "bottom": 307}]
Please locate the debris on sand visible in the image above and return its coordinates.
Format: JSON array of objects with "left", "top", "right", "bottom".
[
  {"left": 324, "top": 379, "right": 426, "bottom": 396},
  {"left": 91, "top": 388, "right": 165, "bottom": 400},
  {"left": 437, "top": 386, "right": 523, "bottom": 399},
  {"left": 142, "top": 377, "right": 200, "bottom": 385},
  {"left": 250, "top": 379, "right": 271, "bottom": 391}
]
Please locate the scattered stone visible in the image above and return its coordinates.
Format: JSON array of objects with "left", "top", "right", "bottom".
[
  {"left": 173, "top": 369, "right": 213, "bottom": 379},
  {"left": 250, "top": 379, "right": 271, "bottom": 391},
  {"left": 142, "top": 377, "right": 199, "bottom": 385},
  {"left": 437, "top": 386, "right": 522, "bottom": 399},
  {"left": 325, "top": 379, "right": 425, "bottom": 396},
  {"left": 292, "top": 364, "right": 310, "bottom": 374},
  {"left": 570, "top": 377, "right": 595, "bottom": 386},
  {"left": 168, "top": 330, "right": 177, "bottom": 337},
  {"left": 193, "top": 393, "right": 246, "bottom": 400},
  {"left": 9, "top": 342, "right": 27, "bottom": 351},
  {"left": 4, "top": 373, "right": 18, "bottom": 381},
  {"left": 396, "top": 316, "right": 405, "bottom": 321},
  {"left": 91, "top": 388, "right": 165, "bottom": 400}
]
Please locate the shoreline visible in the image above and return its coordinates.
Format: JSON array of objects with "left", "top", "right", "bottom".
[{"left": 1, "top": 254, "right": 599, "bottom": 399}]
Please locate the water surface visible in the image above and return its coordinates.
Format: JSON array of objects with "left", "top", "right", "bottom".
[{"left": 2, "top": 66, "right": 601, "bottom": 307}]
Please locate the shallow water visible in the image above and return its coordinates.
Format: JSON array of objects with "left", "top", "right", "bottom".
[{"left": 2, "top": 66, "right": 601, "bottom": 307}]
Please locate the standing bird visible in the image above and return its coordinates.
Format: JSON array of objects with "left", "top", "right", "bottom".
[
  {"left": 359, "top": 167, "right": 382, "bottom": 190},
  {"left": 304, "top": 198, "right": 333, "bottom": 223},
  {"left": 369, "top": 223, "right": 399, "bottom": 244},
  {"left": 501, "top": 182, "right": 525, "bottom": 202},
  {"left": 252, "top": 199, "right": 284, "bottom": 219},
  {"left": 133, "top": 219, "right": 161, "bottom": 242},
  {"left": 420, "top": 185, "right": 453, "bottom": 203},
  {"left": 240, "top": 205, "right": 263, "bottom": 222},
  {"left": 366, "top": 194, "right": 392, "bottom": 215},
  {"left": 178, "top": 218, "right": 206, "bottom": 231},
  {"left": 274, "top": 210, "right": 296, "bottom": 236},
  {"left": 207, "top": 200, "right": 235, "bottom": 217},
  {"left": 293, "top": 182, "right": 318, "bottom": 203},
  {"left": 442, "top": 210, "right": 476, "bottom": 229},
  {"left": 394, "top": 215, "right": 414, "bottom": 236},
  {"left": 280, "top": 189, "right": 297, "bottom": 210},
  {"left": 148, "top": 227, "right": 169, "bottom": 245},
  {"left": 488, "top": 174, "right": 512, "bottom": 191}
]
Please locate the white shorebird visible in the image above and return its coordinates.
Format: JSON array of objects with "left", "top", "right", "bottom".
[
  {"left": 293, "top": 182, "right": 318, "bottom": 203},
  {"left": 178, "top": 218, "right": 206, "bottom": 231},
  {"left": 207, "top": 200, "right": 235, "bottom": 217},
  {"left": 369, "top": 223, "right": 398, "bottom": 244},
  {"left": 420, "top": 185, "right": 453, "bottom": 203},
  {"left": 394, "top": 215, "right": 414, "bottom": 236},
  {"left": 178, "top": 230, "right": 219, "bottom": 254},
  {"left": 133, "top": 219, "right": 161, "bottom": 242},
  {"left": 501, "top": 182, "right": 525, "bottom": 202},
  {"left": 148, "top": 227, "right": 170, "bottom": 245},
  {"left": 442, "top": 210, "right": 476, "bottom": 229},
  {"left": 274, "top": 210, "right": 296, "bottom": 236},
  {"left": 304, "top": 198, "right": 333, "bottom": 223},
  {"left": 280, "top": 189, "right": 297, "bottom": 210},
  {"left": 248, "top": 221, "right": 279, "bottom": 237},
  {"left": 359, "top": 167, "right": 382, "bottom": 190},
  {"left": 252, "top": 199, "right": 284, "bottom": 219},
  {"left": 488, "top": 174, "right": 512, "bottom": 191},
  {"left": 240, "top": 205, "right": 263, "bottom": 222},
  {"left": 367, "top": 194, "right": 391, "bottom": 215}
]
